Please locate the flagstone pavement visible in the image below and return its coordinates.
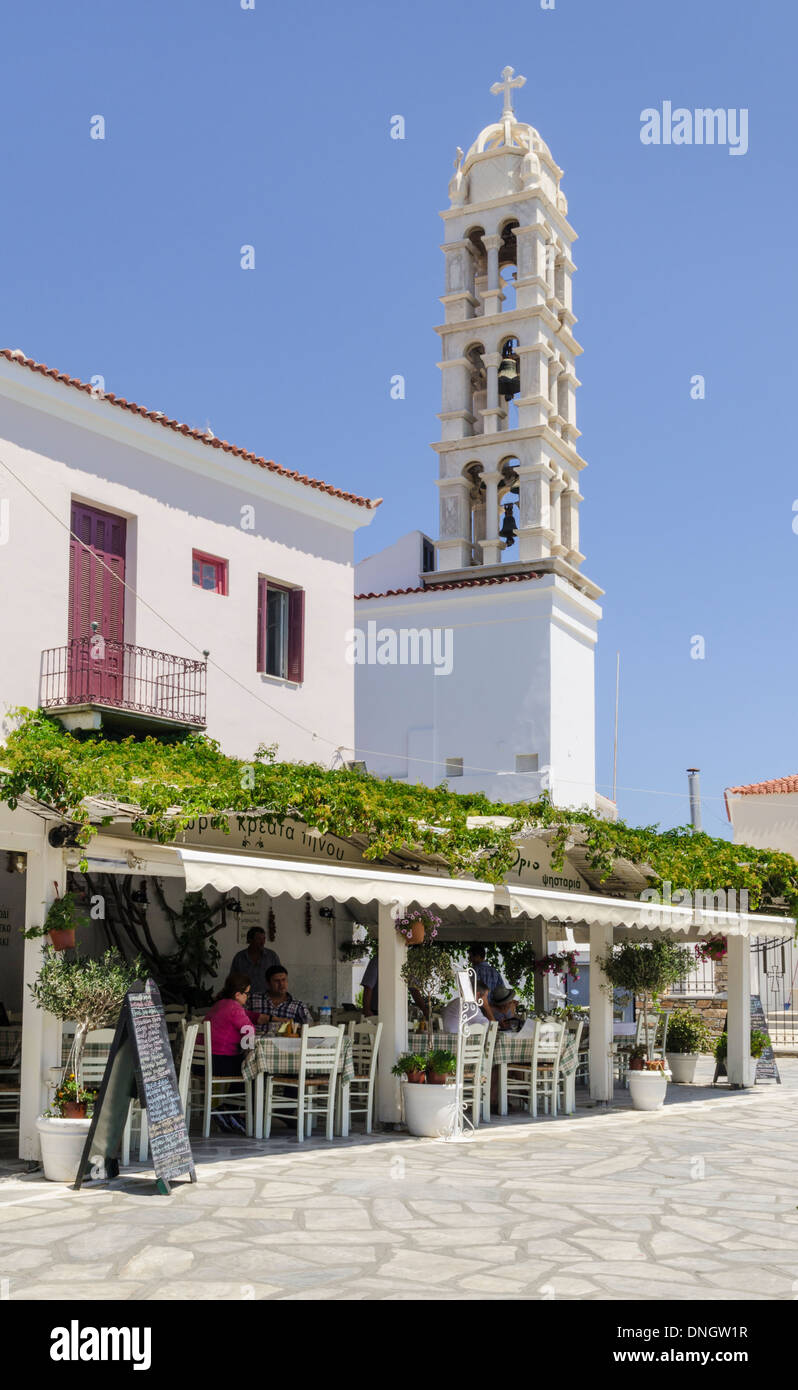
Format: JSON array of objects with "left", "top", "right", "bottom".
[{"left": 2, "top": 1059, "right": 798, "bottom": 1301}]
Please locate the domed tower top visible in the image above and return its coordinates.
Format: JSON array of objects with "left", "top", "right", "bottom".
[{"left": 449, "top": 67, "right": 568, "bottom": 214}]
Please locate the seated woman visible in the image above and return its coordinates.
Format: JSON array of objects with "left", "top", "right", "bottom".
[{"left": 203, "top": 972, "right": 269, "bottom": 1074}]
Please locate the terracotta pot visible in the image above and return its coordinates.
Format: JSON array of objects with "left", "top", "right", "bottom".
[
  {"left": 62, "top": 1101, "right": 87, "bottom": 1119},
  {"left": 407, "top": 1071, "right": 427, "bottom": 1084},
  {"left": 427, "top": 1072, "right": 452, "bottom": 1085},
  {"left": 49, "top": 928, "right": 75, "bottom": 951},
  {"left": 629, "top": 1057, "right": 645, "bottom": 1071},
  {"left": 399, "top": 920, "right": 426, "bottom": 946}
]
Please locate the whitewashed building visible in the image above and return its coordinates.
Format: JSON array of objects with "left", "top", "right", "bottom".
[{"left": 354, "top": 70, "right": 602, "bottom": 810}]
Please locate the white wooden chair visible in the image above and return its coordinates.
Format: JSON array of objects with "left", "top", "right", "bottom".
[
  {"left": 558, "top": 1020, "right": 584, "bottom": 1115},
  {"left": 264, "top": 1024, "right": 344, "bottom": 1144},
  {"left": 339, "top": 1020, "right": 382, "bottom": 1135},
  {"left": 480, "top": 1021, "right": 499, "bottom": 1123},
  {"left": 190, "top": 1021, "right": 253, "bottom": 1138},
  {"left": 505, "top": 1019, "right": 566, "bottom": 1117},
  {"left": 0, "top": 1027, "right": 21, "bottom": 1132},
  {"left": 459, "top": 1022, "right": 488, "bottom": 1128}
]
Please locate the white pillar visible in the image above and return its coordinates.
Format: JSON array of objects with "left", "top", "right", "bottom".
[
  {"left": 480, "top": 469, "right": 503, "bottom": 566},
  {"left": 589, "top": 923, "right": 614, "bottom": 1102},
  {"left": 726, "top": 934, "right": 752, "bottom": 1088},
  {"left": 530, "top": 921, "right": 550, "bottom": 1014},
  {"left": 376, "top": 901, "right": 408, "bottom": 1125},
  {"left": 482, "top": 235, "right": 504, "bottom": 316},
  {"left": 19, "top": 839, "right": 64, "bottom": 1159}
]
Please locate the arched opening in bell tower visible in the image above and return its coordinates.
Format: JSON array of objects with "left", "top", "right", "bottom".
[
  {"left": 498, "top": 219, "right": 519, "bottom": 314},
  {"left": 498, "top": 334, "right": 520, "bottom": 432},
  {"left": 497, "top": 456, "right": 520, "bottom": 561},
  {"left": 465, "top": 226, "right": 487, "bottom": 317},
  {"left": 464, "top": 342, "right": 486, "bottom": 436}
]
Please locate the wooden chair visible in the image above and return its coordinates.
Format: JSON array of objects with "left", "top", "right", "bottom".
[
  {"left": 338, "top": 1020, "right": 381, "bottom": 1135},
  {"left": 264, "top": 1024, "right": 344, "bottom": 1144},
  {"left": 480, "top": 1021, "right": 499, "bottom": 1123},
  {"left": 0, "top": 1031, "right": 21, "bottom": 1131},
  {"left": 459, "top": 1022, "right": 488, "bottom": 1128},
  {"left": 558, "top": 1020, "right": 584, "bottom": 1115},
  {"left": 505, "top": 1019, "right": 566, "bottom": 1118},
  {"left": 190, "top": 1021, "right": 253, "bottom": 1138}
]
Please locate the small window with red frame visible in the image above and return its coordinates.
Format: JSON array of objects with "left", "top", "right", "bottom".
[{"left": 192, "top": 550, "right": 228, "bottom": 594}]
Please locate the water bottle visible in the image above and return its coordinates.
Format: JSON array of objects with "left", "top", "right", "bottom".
[{"left": 320, "top": 995, "right": 331, "bottom": 1024}]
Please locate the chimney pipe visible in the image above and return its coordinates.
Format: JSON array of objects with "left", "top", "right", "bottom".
[{"left": 687, "top": 768, "right": 702, "bottom": 831}]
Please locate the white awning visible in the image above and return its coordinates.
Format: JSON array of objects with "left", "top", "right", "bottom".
[
  {"left": 507, "top": 883, "right": 795, "bottom": 940},
  {"left": 176, "top": 847, "right": 497, "bottom": 915}
]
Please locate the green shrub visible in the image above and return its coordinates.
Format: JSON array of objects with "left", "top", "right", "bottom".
[{"left": 666, "top": 1009, "right": 714, "bottom": 1054}]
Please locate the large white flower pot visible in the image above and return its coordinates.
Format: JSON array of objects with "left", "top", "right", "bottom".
[
  {"left": 403, "top": 1082, "right": 458, "bottom": 1138},
  {"left": 627, "top": 1071, "right": 668, "bottom": 1111},
  {"left": 666, "top": 1053, "right": 700, "bottom": 1085},
  {"left": 36, "top": 1115, "right": 92, "bottom": 1183}
]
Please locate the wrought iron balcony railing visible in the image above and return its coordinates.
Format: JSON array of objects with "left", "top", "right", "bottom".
[{"left": 40, "top": 638, "right": 207, "bottom": 728}]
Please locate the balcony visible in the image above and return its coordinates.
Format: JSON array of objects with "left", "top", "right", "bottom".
[{"left": 40, "top": 638, "right": 207, "bottom": 733}]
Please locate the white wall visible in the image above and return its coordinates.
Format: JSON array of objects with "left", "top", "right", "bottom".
[
  {"left": 727, "top": 793, "right": 798, "bottom": 856},
  {"left": 0, "top": 365, "right": 375, "bottom": 763},
  {"left": 356, "top": 531, "right": 431, "bottom": 596},
  {"left": 354, "top": 573, "right": 599, "bottom": 806}
]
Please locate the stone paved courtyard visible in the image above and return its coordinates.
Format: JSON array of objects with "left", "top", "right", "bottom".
[{"left": 2, "top": 1060, "right": 798, "bottom": 1301}]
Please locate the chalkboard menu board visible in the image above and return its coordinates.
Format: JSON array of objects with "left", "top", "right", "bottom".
[
  {"left": 712, "top": 994, "right": 781, "bottom": 1086},
  {"left": 75, "top": 979, "right": 196, "bottom": 1194}
]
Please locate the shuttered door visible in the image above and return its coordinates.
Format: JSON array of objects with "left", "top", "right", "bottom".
[{"left": 68, "top": 503, "right": 127, "bottom": 704}]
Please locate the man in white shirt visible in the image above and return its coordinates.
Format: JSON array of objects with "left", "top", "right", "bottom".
[{"left": 440, "top": 994, "right": 490, "bottom": 1032}]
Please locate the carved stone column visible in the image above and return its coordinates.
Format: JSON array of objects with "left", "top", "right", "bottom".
[
  {"left": 481, "top": 234, "right": 504, "bottom": 317},
  {"left": 436, "top": 476, "right": 473, "bottom": 571},
  {"left": 480, "top": 469, "right": 503, "bottom": 566},
  {"left": 516, "top": 457, "right": 554, "bottom": 561}
]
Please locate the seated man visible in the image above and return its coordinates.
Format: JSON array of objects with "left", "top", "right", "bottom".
[
  {"left": 490, "top": 985, "right": 518, "bottom": 1027},
  {"left": 251, "top": 965, "right": 313, "bottom": 1028},
  {"left": 440, "top": 992, "right": 491, "bottom": 1032}
]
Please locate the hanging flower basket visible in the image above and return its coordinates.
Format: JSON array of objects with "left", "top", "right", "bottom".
[
  {"left": 695, "top": 936, "right": 727, "bottom": 963},
  {"left": 534, "top": 950, "right": 580, "bottom": 981},
  {"left": 393, "top": 908, "right": 441, "bottom": 946}
]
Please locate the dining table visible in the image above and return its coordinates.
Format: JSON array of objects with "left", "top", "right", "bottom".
[{"left": 241, "top": 1033, "right": 355, "bottom": 1139}]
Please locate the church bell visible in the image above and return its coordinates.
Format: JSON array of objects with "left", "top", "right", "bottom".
[
  {"left": 497, "top": 349, "right": 520, "bottom": 400},
  {"left": 499, "top": 502, "right": 517, "bottom": 547}
]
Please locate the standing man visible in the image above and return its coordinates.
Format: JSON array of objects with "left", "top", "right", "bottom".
[
  {"left": 231, "top": 927, "right": 282, "bottom": 997},
  {"left": 468, "top": 945, "right": 507, "bottom": 1006},
  {"left": 361, "top": 948, "right": 379, "bottom": 1016}
]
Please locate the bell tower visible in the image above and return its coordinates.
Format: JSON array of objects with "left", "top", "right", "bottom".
[{"left": 434, "top": 68, "right": 592, "bottom": 591}]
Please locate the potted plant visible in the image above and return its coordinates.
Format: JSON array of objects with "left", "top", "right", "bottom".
[
  {"left": 400, "top": 939, "right": 454, "bottom": 1035},
  {"left": 715, "top": 1028, "right": 771, "bottom": 1086},
  {"left": 23, "top": 889, "right": 87, "bottom": 952},
  {"left": 665, "top": 1008, "right": 714, "bottom": 1084},
  {"left": 401, "top": 1048, "right": 459, "bottom": 1138},
  {"left": 426, "top": 1049, "right": 457, "bottom": 1085},
  {"left": 598, "top": 940, "right": 694, "bottom": 1111},
  {"left": 52, "top": 1073, "right": 95, "bottom": 1120},
  {"left": 394, "top": 907, "right": 441, "bottom": 948},
  {"left": 628, "top": 1045, "right": 648, "bottom": 1072},
  {"left": 29, "top": 947, "right": 142, "bottom": 1181},
  {"left": 391, "top": 1054, "right": 428, "bottom": 1085}
]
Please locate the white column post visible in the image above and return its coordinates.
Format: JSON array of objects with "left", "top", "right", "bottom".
[
  {"left": 480, "top": 469, "right": 503, "bottom": 566},
  {"left": 726, "top": 934, "right": 752, "bottom": 1088},
  {"left": 376, "top": 901, "right": 408, "bottom": 1125},
  {"left": 19, "top": 838, "right": 64, "bottom": 1159},
  {"left": 589, "top": 923, "right": 614, "bottom": 1102},
  {"left": 481, "top": 235, "right": 504, "bottom": 317},
  {"left": 530, "top": 921, "right": 550, "bottom": 1014}
]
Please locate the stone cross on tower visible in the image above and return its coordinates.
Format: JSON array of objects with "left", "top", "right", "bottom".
[{"left": 490, "top": 65, "right": 526, "bottom": 121}]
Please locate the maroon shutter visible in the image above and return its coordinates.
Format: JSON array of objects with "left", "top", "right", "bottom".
[
  {"left": 287, "top": 588, "right": 305, "bottom": 683},
  {"left": 68, "top": 503, "right": 127, "bottom": 703},
  {"left": 257, "top": 577, "right": 266, "bottom": 672}
]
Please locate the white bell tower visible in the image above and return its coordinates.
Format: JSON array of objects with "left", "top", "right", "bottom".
[
  {"left": 354, "top": 71, "right": 603, "bottom": 811},
  {"left": 435, "top": 67, "right": 591, "bottom": 590}
]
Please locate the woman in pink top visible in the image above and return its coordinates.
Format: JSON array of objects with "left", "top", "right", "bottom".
[{"left": 203, "top": 972, "right": 267, "bottom": 1077}]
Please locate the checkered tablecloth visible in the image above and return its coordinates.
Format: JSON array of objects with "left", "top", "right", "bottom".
[
  {"left": 409, "top": 1030, "right": 536, "bottom": 1066},
  {"left": 241, "top": 1036, "right": 355, "bottom": 1087}
]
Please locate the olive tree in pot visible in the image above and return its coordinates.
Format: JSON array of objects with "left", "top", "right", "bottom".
[
  {"left": 30, "top": 948, "right": 143, "bottom": 1181},
  {"left": 665, "top": 1009, "right": 714, "bottom": 1084},
  {"left": 598, "top": 941, "right": 695, "bottom": 1110}
]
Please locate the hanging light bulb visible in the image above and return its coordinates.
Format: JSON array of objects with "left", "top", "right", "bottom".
[{"left": 499, "top": 502, "right": 518, "bottom": 547}]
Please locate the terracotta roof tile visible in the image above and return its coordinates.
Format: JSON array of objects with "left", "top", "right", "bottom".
[
  {"left": 0, "top": 349, "right": 381, "bottom": 511},
  {"left": 356, "top": 570, "right": 542, "bottom": 599},
  {"left": 726, "top": 776, "right": 798, "bottom": 796}
]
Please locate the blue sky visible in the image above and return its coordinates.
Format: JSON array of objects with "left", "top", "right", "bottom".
[{"left": 1, "top": 0, "right": 795, "bottom": 837}]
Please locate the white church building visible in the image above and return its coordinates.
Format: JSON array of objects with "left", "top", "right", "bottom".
[{"left": 355, "top": 69, "right": 603, "bottom": 811}]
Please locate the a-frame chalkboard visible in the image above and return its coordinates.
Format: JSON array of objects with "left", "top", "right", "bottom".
[
  {"left": 712, "top": 994, "right": 781, "bottom": 1086},
  {"left": 75, "top": 978, "right": 196, "bottom": 1194}
]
